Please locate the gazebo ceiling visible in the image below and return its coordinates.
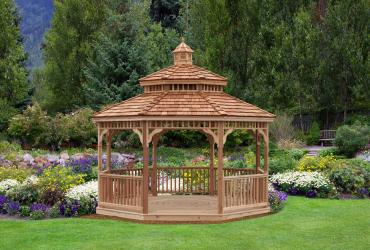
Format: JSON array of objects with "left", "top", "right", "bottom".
[{"left": 93, "top": 39, "right": 275, "bottom": 122}]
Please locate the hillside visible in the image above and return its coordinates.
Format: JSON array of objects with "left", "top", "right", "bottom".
[{"left": 15, "top": 0, "right": 54, "bottom": 69}]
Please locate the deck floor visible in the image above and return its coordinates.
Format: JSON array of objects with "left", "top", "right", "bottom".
[{"left": 148, "top": 195, "right": 218, "bottom": 215}]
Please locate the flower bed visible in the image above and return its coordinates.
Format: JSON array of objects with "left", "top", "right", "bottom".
[{"left": 270, "top": 171, "right": 335, "bottom": 198}]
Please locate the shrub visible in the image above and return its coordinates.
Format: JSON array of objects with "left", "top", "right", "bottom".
[
  {"left": 48, "top": 206, "right": 60, "bottom": 218},
  {"left": 20, "top": 205, "right": 30, "bottom": 217},
  {"left": 287, "top": 148, "right": 307, "bottom": 161},
  {"left": 306, "top": 122, "right": 320, "bottom": 145},
  {"left": 270, "top": 114, "right": 296, "bottom": 142},
  {"left": 38, "top": 166, "right": 85, "bottom": 205},
  {"left": 327, "top": 160, "right": 369, "bottom": 196},
  {"left": 8, "top": 103, "right": 53, "bottom": 147},
  {"left": 0, "top": 167, "right": 31, "bottom": 182},
  {"left": 268, "top": 190, "right": 288, "bottom": 213},
  {"left": 269, "top": 156, "right": 297, "bottom": 175},
  {"left": 0, "top": 141, "right": 22, "bottom": 155},
  {"left": 156, "top": 147, "right": 186, "bottom": 167},
  {"left": 29, "top": 203, "right": 48, "bottom": 220},
  {"left": 65, "top": 181, "right": 98, "bottom": 215},
  {"left": 270, "top": 171, "right": 334, "bottom": 198},
  {"left": 318, "top": 147, "right": 339, "bottom": 157},
  {"left": 296, "top": 155, "right": 336, "bottom": 172},
  {"left": 6, "top": 201, "right": 20, "bottom": 215},
  {"left": 0, "top": 179, "right": 19, "bottom": 194},
  {"left": 59, "top": 200, "right": 80, "bottom": 217},
  {"left": 335, "top": 124, "right": 370, "bottom": 157},
  {"left": 6, "top": 176, "right": 40, "bottom": 205}
]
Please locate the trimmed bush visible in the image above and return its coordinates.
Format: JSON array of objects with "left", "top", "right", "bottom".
[
  {"left": 306, "top": 122, "right": 320, "bottom": 145},
  {"left": 296, "top": 155, "right": 336, "bottom": 172},
  {"left": 335, "top": 124, "right": 370, "bottom": 157}
]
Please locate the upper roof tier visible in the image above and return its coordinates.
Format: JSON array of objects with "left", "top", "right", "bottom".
[{"left": 139, "top": 40, "right": 227, "bottom": 87}]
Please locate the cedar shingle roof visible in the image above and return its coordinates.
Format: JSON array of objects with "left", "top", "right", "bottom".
[
  {"left": 93, "top": 91, "right": 274, "bottom": 119},
  {"left": 139, "top": 64, "right": 227, "bottom": 85}
]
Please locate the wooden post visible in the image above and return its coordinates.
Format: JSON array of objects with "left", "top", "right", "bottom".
[
  {"left": 152, "top": 135, "right": 159, "bottom": 196},
  {"left": 263, "top": 129, "right": 269, "bottom": 173},
  {"left": 97, "top": 126, "right": 103, "bottom": 203},
  {"left": 217, "top": 122, "right": 224, "bottom": 214},
  {"left": 142, "top": 122, "right": 149, "bottom": 214},
  {"left": 208, "top": 135, "right": 215, "bottom": 195},
  {"left": 255, "top": 131, "right": 260, "bottom": 173},
  {"left": 106, "top": 130, "right": 112, "bottom": 172}
]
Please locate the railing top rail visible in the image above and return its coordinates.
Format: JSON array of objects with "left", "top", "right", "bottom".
[
  {"left": 224, "top": 173, "right": 268, "bottom": 180},
  {"left": 99, "top": 173, "right": 143, "bottom": 179}
]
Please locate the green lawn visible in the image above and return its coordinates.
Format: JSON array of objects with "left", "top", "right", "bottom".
[{"left": 0, "top": 197, "right": 369, "bottom": 250}]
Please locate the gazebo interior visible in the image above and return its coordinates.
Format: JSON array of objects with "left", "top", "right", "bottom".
[{"left": 92, "top": 40, "right": 275, "bottom": 223}]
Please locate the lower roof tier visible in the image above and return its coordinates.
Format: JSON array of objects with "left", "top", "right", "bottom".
[{"left": 92, "top": 91, "right": 275, "bottom": 121}]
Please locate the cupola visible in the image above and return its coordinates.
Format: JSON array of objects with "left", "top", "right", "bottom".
[{"left": 173, "top": 37, "right": 193, "bottom": 65}]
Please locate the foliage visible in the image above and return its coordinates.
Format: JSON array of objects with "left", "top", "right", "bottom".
[
  {"left": 0, "top": 179, "right": 19, "bottom": 194},
  {"left": 334, "top": 124, "right": 370, "bottom": 157},
  {"left": 29, "top": 203, "right": 48, "bottom": 220},
  {"left": 42, "top": 0, "right": 107, "bottom": 113},
  {"left": 306, "top": 122, "right": 320, "bottom": 146},
  {"left": 6, "top": 200, "right": 20, "bottom": 215},
  {"left": 0, "top": 140, "right": 22, "bottom": 155},
  {"left": 38, "top": 166, "right": 85, "bottom": 205},
  {"left": 0, "top": 195, "right": 8, "bottom": 213},
  {"left": 59, "top": 200, "right": 79, "bottom": 217},
  {"left": 20, "top": 205, "right": 30, "bottom": 217},
  {"left": 150, "top": 0, "right": 180, "bottom": 28},
  {"left": 8, "top": 103, "right": 53, "bottom": 147},
  {"left": 156, "top": 146, "right": 187, "bottom": 167},
  {"left": 268, "top": 190, "right": 288, "bottom": 213},
  {"left": 48, "top": 205, "right": 60, "bottom": 218},
  {"left": 0, "top": 0, "right": 29, "bottom": 132},
  {"left": 269, "top": 156, "right": 297, "bottom": 175},
  {"left": 6, "top": 176, "right": 40, "bottom": 205},
  {"left": 65, "top": 181, "right": 98, "bottom": 215},
  {"left": 270, "top": 171, "right": 334, "bottom": 198},
  {"left": 327, "top": 160, "right": 369, "bottom": 196},
  {"left": 296, "top": 155, "right": 336, "bottom": 172},
  {"left": 318, "top": 147, "right": 339, "bottom": 157},
  {"left": 0, "top": 167, "right": 30, "bottom": 182},
  {"left": 269, "top": 114, "right": 296, "bottom": 142}
]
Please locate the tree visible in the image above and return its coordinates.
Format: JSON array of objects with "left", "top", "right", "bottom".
[
  {"left": 150, "top": 0, "right": 180, "bottom": 28},
  {"left": 84, "top": 0, "right": 179, "bottom": 109},
  {"left": 43, "top": 0, "right": 107, "bottom": 113},
  {"left": 0, "top": 0, "right": 29, "bottom": 132}
]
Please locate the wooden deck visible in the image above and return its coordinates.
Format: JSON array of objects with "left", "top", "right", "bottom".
[{"left": 97, "top": 194, "right": 270, "bottom": 223}]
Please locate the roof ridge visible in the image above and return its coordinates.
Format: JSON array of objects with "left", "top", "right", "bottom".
[
  {"left": 139, "top": 91, "right": 169, "bottom": 115},
  {"left": 222, "top": 92, "right": 276, "bottom": 117},
  {"left": 198, "top": 91, "right": 227, "bottom": 116}
]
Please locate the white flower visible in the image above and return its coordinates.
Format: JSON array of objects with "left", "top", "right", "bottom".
[
  {"left": 270, "top": 171, "right": 332, "bottom": 190},
  {"left": 66, "top": 181, "right": 98, "bottom": 202},
  {"left": 0, "top": 179, "right": 20, "bottom": 194}
]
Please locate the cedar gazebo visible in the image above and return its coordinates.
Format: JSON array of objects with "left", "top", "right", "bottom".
[{"left": 92, "top": 40, "right": 275, "bottom": 222}]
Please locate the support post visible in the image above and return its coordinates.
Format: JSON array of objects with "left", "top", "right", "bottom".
[
  {"left": 217, "top": 122, "right": 224, "bottom": 214},
  {"left": 207, "top": 135, "right": 215, "bottom": 195},
  {"left": 152, "top": 135, "right": 159, "bottom": 196},
  {"left": 97, "top": 126, "right": 103, "bottom": 203},
  {"left": 106, "top": 130, "right": 112, "bottom": 172},
  {"left": 255, "top": 131, "right": 260, "bottom": 173},
  {"left": 263, "top": 129, "right": 269, "bottom": 173},
  {"left": 142, "top": 122, "right": 149, "bottom": 214}
]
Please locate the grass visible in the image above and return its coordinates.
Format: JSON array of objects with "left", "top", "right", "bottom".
[{"left": 0, "top": 197, "right": 369, "bottom": 250}]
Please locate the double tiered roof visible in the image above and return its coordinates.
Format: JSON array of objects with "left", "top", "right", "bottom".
[{"left": 93, "top": 40, "right": 274, "bottom": 121}]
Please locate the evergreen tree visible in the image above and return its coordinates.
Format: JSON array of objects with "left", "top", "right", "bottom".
[
  {"left": 84, "top": 0, "right": 178, "bottom": 109},
  {"left": 0, "top": 0, "right": 29, "bottom": 132},
  {"left": 43, "top": 0, "right": 107, "bottom": 113}
]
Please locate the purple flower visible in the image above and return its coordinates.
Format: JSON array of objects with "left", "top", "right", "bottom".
[
  {"left": 0, "top": 195, "right": 8, "bottom": 212},
  {"left": 7, "top": 201, "right": 20, "bottom": 215},
  {"left": 276, "top": 191, "right": 288, "bottom": 201},
  {"left": 288, "top": 188, "right": 299, "bottom": 195},
  {"left": 357, "top": 188, "right": 369, "bottom": 196},
  {"left": 306, "top": 190, "right": 317, "bottom": 198},
  {"left": 30, "top": 203, "right": 49, "bottom": 213}
]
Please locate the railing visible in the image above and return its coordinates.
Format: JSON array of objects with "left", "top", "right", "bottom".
[
  {"left": 224, "top": 174, "right": 268, "bottom": 208},
  {"left": 105, "top": 167, "right": 259, "bottom": 195},
  {"left": 99, "top": 173, "right": 143, "bottom": 209}
]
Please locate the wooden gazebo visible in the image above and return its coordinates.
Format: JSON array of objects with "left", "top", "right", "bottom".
[{"left": 92, "top": 40, "right": 275, "bottom": 222}]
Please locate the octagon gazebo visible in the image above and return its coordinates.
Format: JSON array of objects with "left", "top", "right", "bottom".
[{"left": 92, "top": 40, "right": 275, "bottom": 222}]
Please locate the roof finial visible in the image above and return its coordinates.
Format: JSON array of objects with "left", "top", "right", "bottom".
[{"left": 181, "top": 36, "right": 185, "bottom": 43}]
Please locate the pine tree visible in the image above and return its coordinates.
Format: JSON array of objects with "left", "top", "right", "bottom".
[
  {"left": 0, "top": 0, "right": 29, "bottom": 132},
  {"left": 43, "top": 0, "right": 107, "bottom": 113}
]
